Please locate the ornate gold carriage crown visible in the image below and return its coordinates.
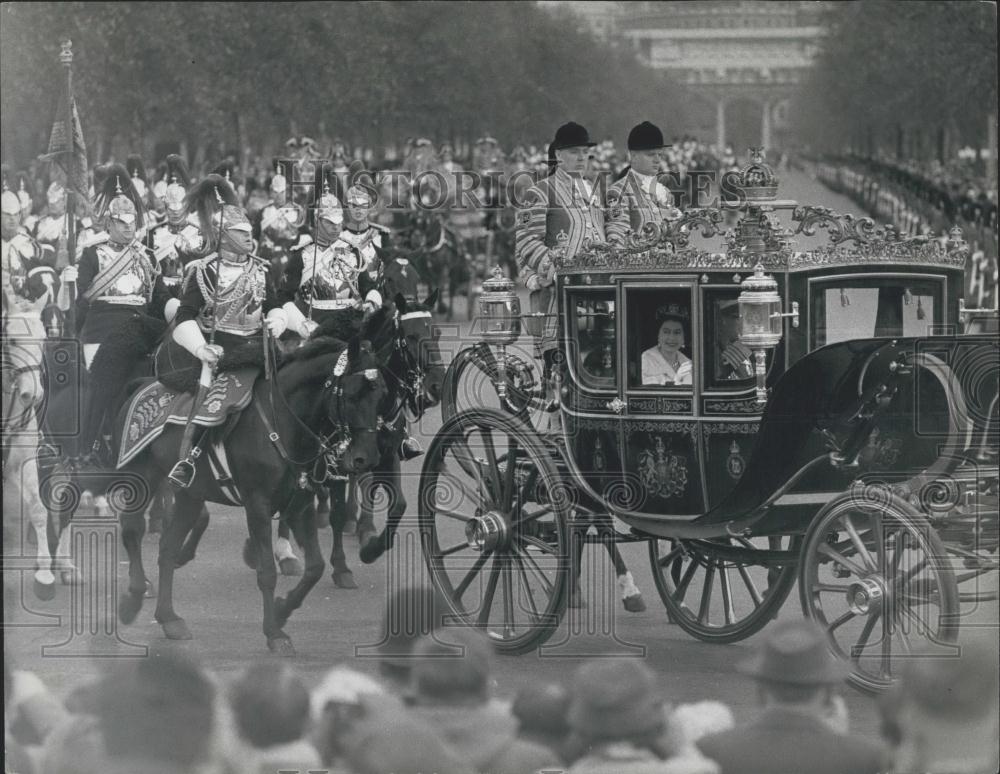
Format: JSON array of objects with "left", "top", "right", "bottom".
[{"left": 736, "top": 147, "right": 778, "bottom": 203}]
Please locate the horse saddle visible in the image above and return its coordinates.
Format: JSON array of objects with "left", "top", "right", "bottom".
[{"left": 117, "top": 369, "right": 257, "bottom": 469}]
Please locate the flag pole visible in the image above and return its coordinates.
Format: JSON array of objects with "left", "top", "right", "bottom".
[{"left": 60, "top": 39, "right": 77, "bottom": 335}]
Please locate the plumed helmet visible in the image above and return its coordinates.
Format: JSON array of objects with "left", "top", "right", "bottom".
[
  {"left": 184, "top": 174, "right": 245, "bottom": 251},
  {"left": 314, "top": 163, "right": 343, "bottom": 225},
  {"left": 47, "top": 180, "right": 66, "bottom": 207},
  {"left": 1, "top": 182, "right": 21, "bottom": 217},
  {"left": 16, "top": 173, "right": 32, "bottom": 213},
  {"left": 126, "top": 155, "right": 148, "bottom": 199},
  {"left": 270, "top": 161, "right": 287, "bottom": 194},
  {"left": 95, "top": 163, "right": 145, "bottom": 225}
]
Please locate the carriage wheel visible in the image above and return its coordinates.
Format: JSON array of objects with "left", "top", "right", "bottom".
[
  {"left": 419, "top": 408, "right": 570, "bottom": 653},
  {"left": 799, "top": 489, "right": 959, "bottom": 693},
  {"left": 441, "top": 345, "right": 543, "bottom": 425},
  {"left": 648, "top": 535, "right": 800, "bottom": 643}
]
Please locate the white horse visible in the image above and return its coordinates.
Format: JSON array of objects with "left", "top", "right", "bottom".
[{"left": 2, "top": 312, "right": 81, "bottom": 599}]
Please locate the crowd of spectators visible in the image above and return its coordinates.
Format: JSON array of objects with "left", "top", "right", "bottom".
[
  {"left": 5, "top": 582, "right": 997, "bottom": 774},
  {"left": 815, "top": 153, "right": 998, "bottom": 256}
]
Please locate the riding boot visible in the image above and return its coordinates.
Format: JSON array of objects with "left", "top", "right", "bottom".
[
  {"left": 167, "top": 408, "right": 203, "bottom": 488},
  {"left": 77, "top": 388, "right": 106, "bottom": 467}
]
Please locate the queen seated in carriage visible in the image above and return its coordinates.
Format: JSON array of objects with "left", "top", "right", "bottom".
[{"left": 641, "top": 305, "right": 692, "bottom": 386}]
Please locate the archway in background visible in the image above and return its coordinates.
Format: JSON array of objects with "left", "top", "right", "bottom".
[{"left": 724, "top": 97, "right": 763, "bottom": 154}]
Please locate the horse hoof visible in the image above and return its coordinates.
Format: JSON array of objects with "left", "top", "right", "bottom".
[
  {"left": 118, "top": 592, "right": 144, "bottom": 625},
  {"left": 59, "top": 568, "right": 83, "bottom": 586},
  {"left": 342, "top": 518, "right": 357, "bottom": 537},
  {"left": 267, "top": 636, "right": 295, "bottom": 656},
  {"left": 359, "top": 539, "right": 383, "bottom": 565},
  {"left": 332, "top": 570, "right": 358, "bottom": 590},
  {"left": 242, "top": 538, "right": 257, "bottom": 570},
  {"left": 33, "top": 577, "right": 56, "bottom": 602},
  {"left": 144, "top": 579, "right": 157, "bottom": 599},
  {"left": 278, "top": 557, "right": 303, "bottom": 577},
  {"left": 622, "top": 593, "right": 646, "bottom": 613},
  {"left": 161, "top": 618, "right": 193, "bottom": 640}
]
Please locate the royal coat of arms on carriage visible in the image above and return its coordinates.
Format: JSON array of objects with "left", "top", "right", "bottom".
[{"left": 638, "top": 436, "right": 688, "bottom": 498}]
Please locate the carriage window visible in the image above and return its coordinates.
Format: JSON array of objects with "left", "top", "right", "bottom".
[
  {"left": 626, "top": 288, "right": 693, "bottom": 390},
  {"left": 811, "top": 277, "right": 943, "bottom": 349},
  {"left": 568, "top": 290, "right": 616, "bottom": 390},
  {"left": 703, "top": 289, "right": 755, "bottom": 388}
]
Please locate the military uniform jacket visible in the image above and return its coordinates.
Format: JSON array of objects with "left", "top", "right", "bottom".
[
  {"left": 76, "top": 237, "right": 168, "bottom": 343},
  {"left": 2, "top": 229, "right": 57, "bottom": 319},
  {"left": 145, "top": 219, "right": 203, "bottom": 289},
  {"left": 175, "top": 254, "right": 279, "bottom": 338},
  {"left": 33, "top": 214, "right": 77, "bottom": 270},
  {"left": 515, "top": 168, "right": 606, "bottom": 353},
  {"left": 282, "top": 225, "right": 385, "bottom": 311},
  {"left": 605, "top": 168, "right": 678, "bottom": 245}
]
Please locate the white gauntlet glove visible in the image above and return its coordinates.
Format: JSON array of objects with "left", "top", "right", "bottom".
[{"left": 265, "top": 308, "right": 288, "bottom": 338}]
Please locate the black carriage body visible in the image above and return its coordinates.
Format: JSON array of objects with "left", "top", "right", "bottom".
[{"left": 554, "top": 232, "right": 985, "bottom": 540}]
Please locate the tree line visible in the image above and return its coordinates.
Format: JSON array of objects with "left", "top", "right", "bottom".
[
  {"left": 792, "top": 1, "right": 997, "bottom": 163},
  {"left": 0, "top": 1, "right": 689, "bottom": 168}
]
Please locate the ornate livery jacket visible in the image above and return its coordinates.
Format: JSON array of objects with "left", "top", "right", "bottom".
[
  {"left": 604, "top": 168, "right": 680, "bottom": 245},
  {"left": 2, "top": 229, "right": 57, "bottom": 316},
  {"left": 176, "top": 254, "right": 279, "bottom": 337},
  {"left": 515, "top": 168, "right": 606, "bottom": 351},
  {"left": 283, "top": 225, "right": 384, "bottom": 310}
]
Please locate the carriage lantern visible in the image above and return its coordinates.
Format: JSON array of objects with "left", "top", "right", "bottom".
[
  {"left": 479, "top": 266, "right": 521, "bottom": 345},
  {"left": 739, "top": 263, "right": 799, "bottom": 405}
]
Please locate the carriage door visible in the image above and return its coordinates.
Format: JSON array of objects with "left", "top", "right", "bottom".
[
  {"left": 562, "top": 286, "right": 626, "bottom": 503},
  {"left": 619, "top": 278, "right": 704, "bottom": 518}
]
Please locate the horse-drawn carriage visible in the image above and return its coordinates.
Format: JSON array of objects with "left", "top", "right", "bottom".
[{"left": 417, "top": 154, "right": 999, "bottom": 692}]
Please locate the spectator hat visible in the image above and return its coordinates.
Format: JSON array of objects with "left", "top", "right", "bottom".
[
  {"left": 568, "top": 659, "right": 665, "bottom": 740},
  {"left": 628, "top": 121, "right": 671, "bottom": 152},
  {"left": 738, "top": 619, "right": 848, "bottom": 685}
]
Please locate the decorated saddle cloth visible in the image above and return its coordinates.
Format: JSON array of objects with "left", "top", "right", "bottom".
[{"left": 117, "top": 368, "right": 256, "bottom": 468}]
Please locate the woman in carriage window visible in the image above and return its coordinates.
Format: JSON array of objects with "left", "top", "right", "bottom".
[{"left": 641, "top": 305, "right": 692, "bottom": 386}]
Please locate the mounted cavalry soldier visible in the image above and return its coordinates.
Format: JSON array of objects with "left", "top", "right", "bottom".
[
  {"left": 256, "top": 163, "right": 305, "bottom": 281},
  {"left": 2, "top": 181, "right": 56, "bottom": 351},
  {"left": 33, "top": 180, "right": 73, "bottom": 271},
  {"left": 605, "top": 121, "right": 681, "bottom": 246},
  {"left": 70, "top": 165, "right": 171, "bottom": 463},
  {"left": 516, "top": 121, "right": 606, "bottom": 411},
  {"left": 161, "top": 175, "right": 287, "bottom": 488},
  {"left": 145, "top": 154, "right": 201, "bottom": 291},
  {"left": 280, "top": 168, "right": 381, "bottom": 338}
]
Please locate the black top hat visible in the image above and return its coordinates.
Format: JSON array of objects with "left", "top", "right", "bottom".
[
  {"left": 628, "top": 121, "right": 671, "bottom": 152},
  {"left": 551, "top": 122, "right": 597, "bottom": 152}
]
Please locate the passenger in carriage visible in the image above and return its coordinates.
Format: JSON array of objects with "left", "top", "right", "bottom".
[
  {"left": 641, "top": 305, "right": 692, "bottom": 386},
  {"left": 714, "top": 299, "right": 752, "bottom": 381}
]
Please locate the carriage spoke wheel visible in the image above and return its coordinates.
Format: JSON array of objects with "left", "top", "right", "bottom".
[
  {"left": 420, "top": 408, "right": 569, "bottom": 653},
  {"left": 441, "top": 345, "right": 543, "bottom": 425},
  {"left": 649, "top": 535, "right": 799, "bottom": 643},
  {"left": 799, "top": 491, "right": 959, "bottom": 693}
]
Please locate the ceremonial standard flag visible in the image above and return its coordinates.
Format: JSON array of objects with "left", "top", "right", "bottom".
[{"left": 40, "top": 89, "right": 88, "bottom": 197}]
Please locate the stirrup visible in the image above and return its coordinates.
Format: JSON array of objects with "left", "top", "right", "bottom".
[
  {"left": 399, "top": 437, "right": 424, "bottom": 461},
  {"left": 168, "top": 458, "right": 197, "bottom": 489}
]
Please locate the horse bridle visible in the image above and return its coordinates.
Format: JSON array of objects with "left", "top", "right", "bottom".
[
  {"left": 380, "top": 309, "right": 431, "bottom": 425},
  {"left": 256, "top": 345, "right": 382, "bottom": 486}
]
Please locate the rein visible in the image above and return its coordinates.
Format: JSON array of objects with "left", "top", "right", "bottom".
[
  {"left": 254, "top": 340, "right": 379, "bottom": 487},
  {"left": 1, "top": 362, "right": 43, "bottom": 470}
]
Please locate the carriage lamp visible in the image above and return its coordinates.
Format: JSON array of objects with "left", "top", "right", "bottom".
[
  {"left": 738, "top": 263, "right": 799, "bottom": 405},
  {"left": 479, "top": 266, "right": 521, "bottom": 346},
  {"left": 479, "top": 266, "right": 522, "bottom": 401}
]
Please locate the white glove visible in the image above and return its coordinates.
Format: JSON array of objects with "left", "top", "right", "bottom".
[
  {"left": 197, "top": 344, "right": 223, "bottom": 367},
  {"left": 60, "top": 265, "right": 78, "bottom": 283},
  {"left": 265, "top": 308, "right": 288, "bottom": 338},
  {"left": 300, "top": 318, "right": 318, "bottom": 338},
  {"left": 525, "top": 274, "right": 542, "bottom": 292}
]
